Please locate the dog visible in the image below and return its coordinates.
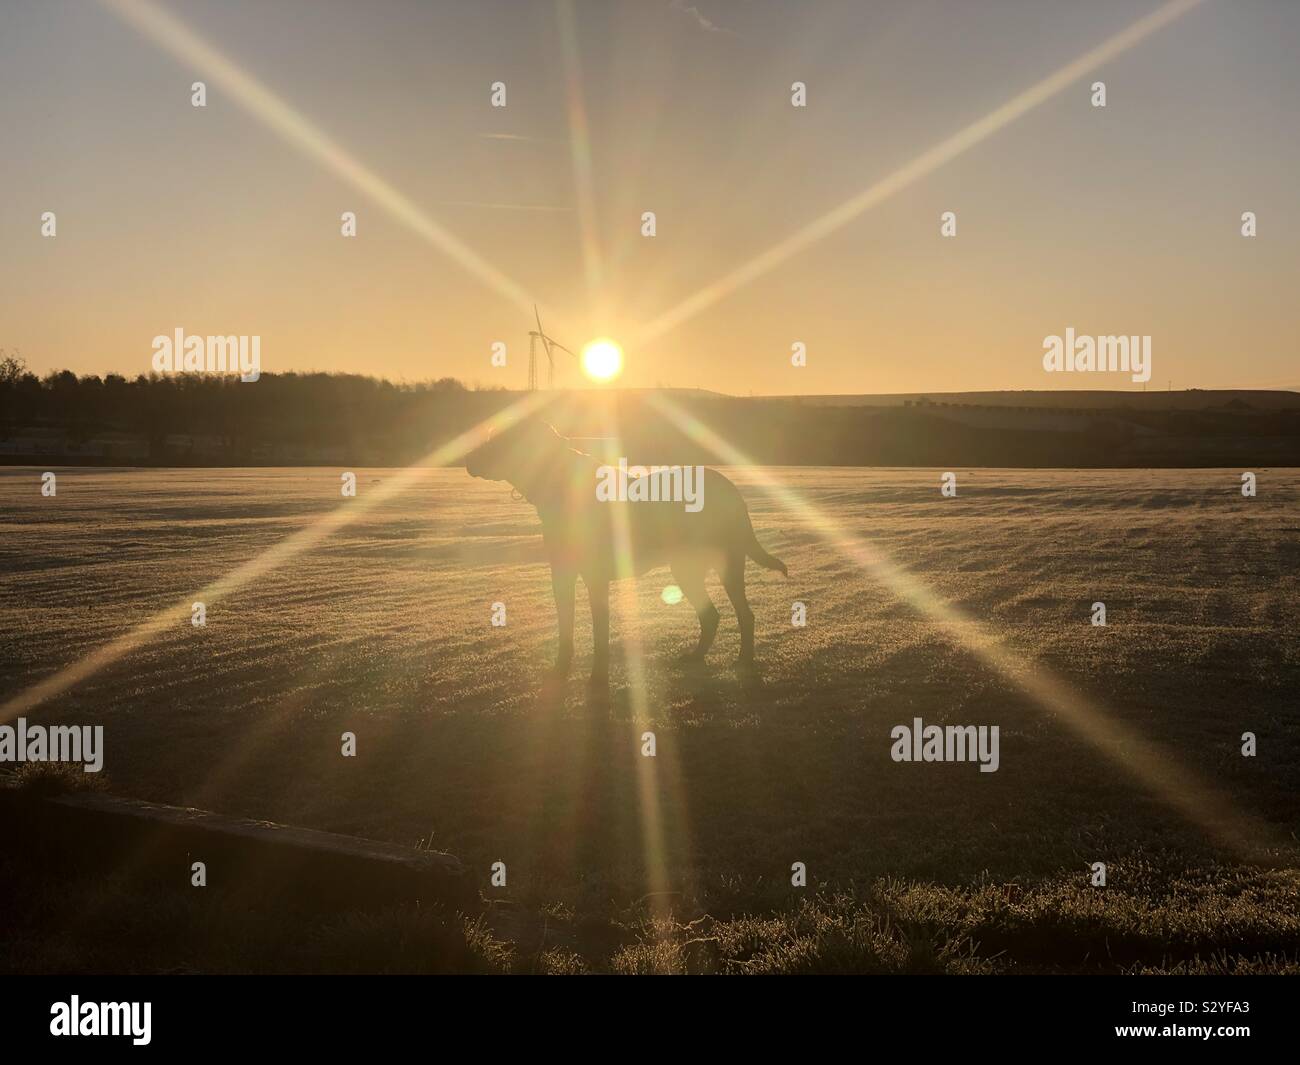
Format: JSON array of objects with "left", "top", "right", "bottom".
[{"left": 464, "top": 418, "right": 787, "bottom": 679}]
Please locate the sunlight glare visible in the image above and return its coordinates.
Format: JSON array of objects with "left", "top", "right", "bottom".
[{"left": 581, "top": 338, "right": 624, "bottom": 382}]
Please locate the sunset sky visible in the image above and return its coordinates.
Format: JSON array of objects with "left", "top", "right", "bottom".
[{"left": 1, "top": 0, "right": 1296, "bottom": 394}]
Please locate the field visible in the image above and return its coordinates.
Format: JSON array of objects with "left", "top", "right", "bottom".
[{"left": 2, "top": 465, "right": 1299, "bottom": 973}]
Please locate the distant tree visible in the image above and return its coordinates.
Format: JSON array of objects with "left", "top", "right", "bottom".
[
  {"left": 0, "top": 351, "right": 30, "bottom": 432},
  {"left": 0, "top": 350, "right": 27, "bottom": 386}
]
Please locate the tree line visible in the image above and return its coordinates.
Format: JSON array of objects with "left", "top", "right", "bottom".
[{"left": 0, "top": 352, "right": 506, "bottom": 463}]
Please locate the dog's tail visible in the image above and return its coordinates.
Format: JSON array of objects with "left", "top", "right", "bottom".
[{"left": 747, "top": 526, "right": 788, "bottom": 577}]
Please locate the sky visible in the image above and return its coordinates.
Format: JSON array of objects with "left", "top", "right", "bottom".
[{"left": 1, "top": 0, "right": 1297, "bottom": 395}]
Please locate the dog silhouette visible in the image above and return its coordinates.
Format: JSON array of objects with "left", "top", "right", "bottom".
[{"left": 465, "top": 418, "right": 787, "bottom": 679}]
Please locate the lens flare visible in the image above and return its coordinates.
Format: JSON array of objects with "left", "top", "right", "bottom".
[{"left": 581, "top": 338, "right": 624, "bottom": 382}]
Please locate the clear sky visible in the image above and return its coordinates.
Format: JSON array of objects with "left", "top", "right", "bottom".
[{"left": 1, "top": 0, "right": 1296, "bottom": 394}]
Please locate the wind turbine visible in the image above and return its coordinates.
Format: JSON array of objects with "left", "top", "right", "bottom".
[{"left": 527, "top": 304, "right": 577, "bottom": 390}]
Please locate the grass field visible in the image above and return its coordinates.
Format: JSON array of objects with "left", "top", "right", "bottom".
[{"left": 2, "top": 465, "right": 1298, "bottom": 973}]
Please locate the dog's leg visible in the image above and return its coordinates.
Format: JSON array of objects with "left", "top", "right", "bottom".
[
  {"left": 587, "top": 576, "right": 610, "bottom": 681},
  {"left": 551, "top": 567, "right": 576, "bottom": 676},
  {"left": 721, "top": 552, "right": 755, "bottom": 664},
  {"left": 673, "top": 561, "right": 719, "bottom": 660}
]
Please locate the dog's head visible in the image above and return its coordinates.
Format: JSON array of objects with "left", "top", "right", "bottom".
[{"left": 464, "top": 418, "right": 569, "bottom": 487}]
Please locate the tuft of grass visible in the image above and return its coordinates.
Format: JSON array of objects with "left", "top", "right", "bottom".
[
  {"left": 535, "top": 948, "right": 590, "bottom": 975},
  {"left": 611, "top": 896, "right": 991, "bottom": 975},
  {"left": 11, "top": 762, "right": 109, "bottom": 796},
  {"left": 1126, "top": 952, "right": 1300, "bottom": 975}
]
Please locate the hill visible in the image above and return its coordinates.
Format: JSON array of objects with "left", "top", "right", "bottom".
[{"left": 2, "top": 367, "right": 1298, "bottom": 468}]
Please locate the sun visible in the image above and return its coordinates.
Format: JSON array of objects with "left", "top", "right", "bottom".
[{"left": 580, "top": 338, "right": 624, "bottom": 382}]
